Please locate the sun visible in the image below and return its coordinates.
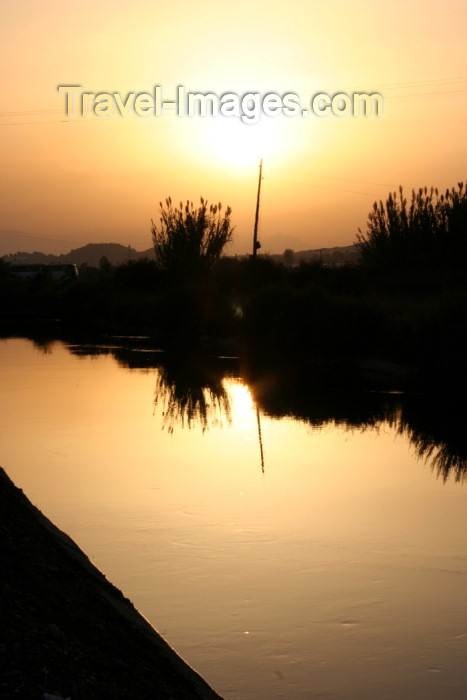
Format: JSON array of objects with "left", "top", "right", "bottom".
[
  {"left": 207, "top": 116, "right": 274, "bottom": 168},
  {"left": 186, "top": 112, "right": 300, "bottom": 172},
  {"left": 213, "top": 115, "right": 294, "bottom": 169}
]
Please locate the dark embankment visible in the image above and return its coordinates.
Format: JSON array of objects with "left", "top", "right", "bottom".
[{"left": 0, "top": 467, "right": 222, "bottom": 700}]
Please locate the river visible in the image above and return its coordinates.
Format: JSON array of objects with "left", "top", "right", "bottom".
[{"left": 1, "top": 336, "right": 466, "bottom": 699}]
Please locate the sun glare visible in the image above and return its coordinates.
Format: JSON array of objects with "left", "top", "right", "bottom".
[
  {"left": 228, "top": 381, "right": 255, "bottom": 421},
  {"left": 190, "top": 114, "right": 299, "bottom": 171}
]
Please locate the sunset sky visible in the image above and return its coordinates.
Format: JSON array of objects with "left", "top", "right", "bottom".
[{"left": 1, "top": 0, "right": 466, "bottom": 256}]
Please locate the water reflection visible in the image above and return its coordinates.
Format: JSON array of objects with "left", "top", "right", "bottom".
[
  {"left": 31, "top": 337, "right": 55, "bottom": 354},
  {"left": 245, "top": 364, "right": 467, "bottom": 484},
  {"left": 154, "top": 355, "right": 232, "bottom": 433},
  {"left": 66, "top": 340, "right": 467, "bottom": 481},
  {"left": 256, "top": 407, "right": 265, "bottom": 474},
  {"left": 392, "top": 397, "right": 467, "bottom": 483}
]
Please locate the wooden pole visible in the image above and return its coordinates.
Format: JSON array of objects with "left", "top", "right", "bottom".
[{"left": 252, "top": 158, "right": 263, "bottom": 257}]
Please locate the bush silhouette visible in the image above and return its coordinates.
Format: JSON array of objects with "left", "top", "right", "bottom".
[
  {"left": 151, "top": 197, "right": 234, "bottom": 279},
  {"left": 356, "top": 182, "right": 467, "bottom": 268}
]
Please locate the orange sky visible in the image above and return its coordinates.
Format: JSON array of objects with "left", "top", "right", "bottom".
[{"left": 1, "top": 0, "right": 466, "bottom": 255}]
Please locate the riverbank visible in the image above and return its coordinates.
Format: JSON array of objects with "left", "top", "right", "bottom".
[
  {"left": 0, "top": 467, "right": 223, "bottom": 700},
  {"left": 2, "top": 255, "right": 467, "bottom": 392}
]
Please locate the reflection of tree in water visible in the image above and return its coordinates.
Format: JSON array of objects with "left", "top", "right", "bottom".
[
  {"left": 64, "top": 340, "right": 467, "bottom": 479},
  {"left": 31, "top": 337, "right": 55, "bottom": 354},
  {"left": 154, "top": 357, "right": 232, "bottom": 433},
  {"left": 67, "top": 340, "right": 233, "bottom": 432},
  {"left": 245, "top": 362, "right": 467, "bottom": 483},
  {"left": 411, "top": 434, "right": 467, "bottom": 482},
  {"left": 389, "top": 399, "right": 467, "bottom": 483}
]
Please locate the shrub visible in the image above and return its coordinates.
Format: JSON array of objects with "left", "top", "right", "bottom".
[
  {"left": 356, "top": 181, "right": 467, "bottom": 268},
  {"left": 151, "top": 197, "right": 234, "bottom": 280}
]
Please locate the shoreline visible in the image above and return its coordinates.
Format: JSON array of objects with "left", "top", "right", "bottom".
[{"left": 0, "top": 467, "right": 223, "bottom": 699}]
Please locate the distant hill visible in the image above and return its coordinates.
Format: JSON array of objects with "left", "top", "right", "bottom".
[
  {"left": 1, "top": 242, "right": 360, "bottom": 268},
  {"left": 266, "top": 244, "right": 361, "bottom": 266},
  {"left": 2, "top": 243, "right": 155, "bottom": 267},
  {"left": 260, "top": 233, "right": 307, "bottom": 254}
]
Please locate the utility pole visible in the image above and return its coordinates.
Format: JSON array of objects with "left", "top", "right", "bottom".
[{"left": 252, "top": 158, "right": 263, "bottom": 257}]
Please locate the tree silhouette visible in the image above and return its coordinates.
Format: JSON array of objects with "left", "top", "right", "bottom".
[
  {"left": 356, "top": 181, "right": 467, "bottom": 268},
  {"left": 151, "top": 197, "right": 234, "bottom": 279}
]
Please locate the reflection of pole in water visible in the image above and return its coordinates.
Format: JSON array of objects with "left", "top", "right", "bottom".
[{"left": 256, "top": 406, "right": 265, "bottom": 473}]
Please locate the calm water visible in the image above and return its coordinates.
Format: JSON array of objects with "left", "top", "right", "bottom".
[{"left": 1, "top": 337, "right": 467, "bottom": 699}]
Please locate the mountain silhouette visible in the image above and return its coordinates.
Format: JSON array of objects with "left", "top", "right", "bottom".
[
  {"left": 2, "top": 241, "right": 360, "bottom": 268},
  {"left": 2, "top": 243, "right": 155, "bottom": 267}
]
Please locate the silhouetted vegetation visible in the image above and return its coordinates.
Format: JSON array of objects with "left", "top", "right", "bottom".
[
  {"left": 1, "top": 181, "right": 467, "bottom": 389},
  {"left": 356, "top": 181, "right": 467, "bottom": 269},
  {"left": 151, "top": 197, "right": 234, "bottom": 280}
]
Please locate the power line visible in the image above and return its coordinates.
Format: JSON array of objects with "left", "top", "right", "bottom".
[
  {"left": 372, "top": 76, "right": 467, "bottom": 89},
  {"left": 0, "top": 109, "right": 62, "bottom": 117},
  {"left": 0, "top": 120, "right": 71, "bottom": 126},
  {"left": 1, "top": 75, "right": 466, "bottom": 126},
  {"left": 298, "top": 76, "right": 467, "bottom": 97},
  {"left": 267, "top": 166, "right": 406, "bottom": 189},
  {"left": 264, "top": 167, "right": 418, "bottom": 198},
  {"left": 265, "top": 175, "right": 384, "bottom": 198},
  {"left": 385, "top": 88, "right": 467, "bottom": 98}
]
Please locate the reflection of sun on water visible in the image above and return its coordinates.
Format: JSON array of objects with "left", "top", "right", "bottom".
[{"left": 227, "top": 381, "right": 255, "bottom": 423}]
